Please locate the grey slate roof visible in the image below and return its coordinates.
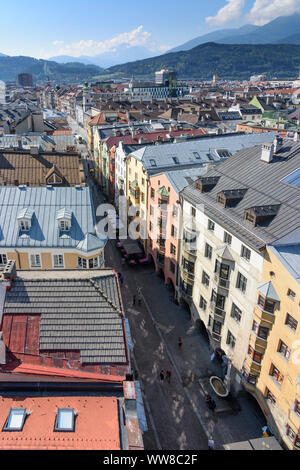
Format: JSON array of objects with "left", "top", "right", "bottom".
[
  {"left": 4, "top": 274, "right": 127, "bottom": 364},
  {"left": 269, "top": 244, "right": 300, "bottom": 285},
  {"left": 181, "top": 140, "right": 300, "bottom": 251},
  {"left": 0, "top": 186, "right": 106, "bottom": 250},
  {"left": 0, "top": 134, "right": 76, "bottom": 152},
  {"left": 164, "top": 167, "right": 208, "bottom": 195},
  {"left": 130, "top": 132, "right": 276, "bottom": 174}
]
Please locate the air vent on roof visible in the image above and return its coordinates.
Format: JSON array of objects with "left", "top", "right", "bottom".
[
  {"left": 217, "top": 189, "right": 248, "bottom": 207},
  {"left": 196, "top": 176, "right": 220, "bottom": 193}
]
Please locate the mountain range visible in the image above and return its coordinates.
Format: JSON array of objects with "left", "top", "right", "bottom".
[
  {"left": 169, "top": 13, "right": 300, "bottom": 52},
  {"left": 0, "top": 14, "right": 300, "bottom": 83},
  {"left": 49, "top": 45, "right": 154, "bottom": 69},
  {"left": 0, "top": 56, "right": 103, "bottom": 84},
  {"left": 106, "top": 43, "right": 300, "bottom": 80}
]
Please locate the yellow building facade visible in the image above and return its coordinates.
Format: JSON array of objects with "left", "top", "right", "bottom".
[
  {"left": 242, "top": 245, "right": 300, "bottom": 450},
  {"left": 126, "top": 154, "right": 148, "bottom": 245}
]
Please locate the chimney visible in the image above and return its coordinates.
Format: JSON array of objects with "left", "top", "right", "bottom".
[
  {"left": 2, "top": 260, "right": 17, "bottom": 287},
  {"left": 0, "top": 333, "right": 6, "bottom": 365},
  {"left": 17, "top": 137, "right": 22, "bottom": 149},
  {"left": 273, "top": 135, "right": 283, "bottom": 153},
  {"left": 261, "top": 142, "right": 274, "bottom": 163}
]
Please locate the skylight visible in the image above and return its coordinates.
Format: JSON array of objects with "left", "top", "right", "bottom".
[
  {"left": 281, "top": 168, "right": 300, "bottom": 189},
  {"left": 55, "top": 408, "right": 75, "bottom": 432},
  {"left": 3, "top": 408, "right": 27, "bottom": 431},
  {"left": 150, "top": 159, "right": 157, "bottom": 167}
]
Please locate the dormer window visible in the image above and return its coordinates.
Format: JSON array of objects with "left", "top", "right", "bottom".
[
  {"left": 244, "top": 205, "right": 280, "bottom": 226},
  {"left": 196, "top": 176, "right": 220, "bottom": 193},
  {"left": 45, "top": 165, "right": 64, "bottom": 185},
  {"left": 17, "top": 208, "right": 34, "bottom": 232},
  {"left": 217, "top": 189, "right": 247, "bottom": 208},
  {"left": 57, "top": 209, "right": 72, "bottom": 232}
]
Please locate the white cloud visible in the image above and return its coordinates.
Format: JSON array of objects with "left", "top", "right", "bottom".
[
  {"left": 245, "top": 0, "right": 300, "bottom": 26},
  {"left": 49, "top": 26, "right": 158, "bottom": 58},
  {"left": 206, "top": 0, "right": 245, "bottom": 26}
]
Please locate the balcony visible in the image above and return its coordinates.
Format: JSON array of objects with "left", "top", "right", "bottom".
[
  {"left": 253, "top": 305, "right": 276, "bottom": 326},
  {"left": 244, "top": 354, "right": 262, "bottom": 376},
  {"left": 181, "top": 268, "right": 195, "bottom": 284},
  {"left": 209, "top": 302, "right": 226, "bottom": 324},
  {"left": 214, "top": 273, "right": 230, "bottom": 290},
  {"left": 248, "top": 332, "right": 268, "bottom": 353}
]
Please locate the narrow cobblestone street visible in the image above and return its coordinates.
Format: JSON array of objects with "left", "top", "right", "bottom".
[{"left": 103, "top": 239, "right": 266, "bottom": 450}]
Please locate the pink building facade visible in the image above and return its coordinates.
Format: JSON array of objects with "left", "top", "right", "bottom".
[{"left": 146, "top": 173, "right": 181, "bottom": 293}]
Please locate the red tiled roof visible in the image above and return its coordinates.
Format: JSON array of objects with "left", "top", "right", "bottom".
[
  {"left": 0, "top": 313, "right": 128, "bottom": 381},
  {"left": 52, "top": 129, "right": 72, "bottom": 135},
  {"left": 264, "top": 88, "right": 299, "bottom": 95},
  {"left": 88, "top": 113, "right": 107, "bottom": 125},
  {"left": 105, "top": 128, "right": 206, "bottom": 149},
  {"left": 0, "top": 396, "right": 120, "bottom": 450}
]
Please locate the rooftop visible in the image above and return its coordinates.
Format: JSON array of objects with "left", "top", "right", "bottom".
[
  {"left": 182, "top": 139, "right": 300, "bottom": 251},
  {"left": 0, "top": 150, "right": 84, "bottom": 187},
  {"left": 130, "top": 132, "right": 276, "bottom": 174},
  {"left": 0, "top": 186, "right": 105, "bottom": 251},
  {"left": 0, "top": 269, "right": 129, "bottom": 378},
  {"left": 0, "top": 396, "right": 120, "bottom": 450}
]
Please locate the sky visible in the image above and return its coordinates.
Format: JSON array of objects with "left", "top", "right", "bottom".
[{"left": 1, "top": 0, "right": 300, "bottom": 59}]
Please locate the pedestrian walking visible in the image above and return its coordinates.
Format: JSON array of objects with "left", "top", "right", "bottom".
[
  {"left": 166, "top": 370, "right": 172, "bottom": 384},
  {"left": 132, "top": 295, "right": 136, "bottom": 306},
  {"left": 138, "top": 292, "right": 142, "bottom": 305},
  {"left": 118, "top": 272, "right": 124, "bottom": 286},
  {"left": 208, "top": 438, "right": 215, "bottom": 450},
  {"left": 159, "top": 370, "right": 165, "bottom": 383},
  {"left": 178, "top": 337, "right": 183, "bottom": 351}
]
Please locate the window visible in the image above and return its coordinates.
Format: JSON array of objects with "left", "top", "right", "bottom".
[
  {"left": 30, "top": 254, "right": 41, "bottom": 268},
  {"left": 241, "top": 245, "right": 251, "bottom": 261},
  {"left": 200, "top": 296, "right": 207, "bottom": 311},
  {"left": 227, "top": 331, "right": 236, "bottom": 349},
  {"left": 191, "top": 206, "right": 196, "bottom": 217},
  {"left": 252, "top": 320, "right": 269, "bottom": 340},
  {"left": 248, "top": 345, "right": 263, "bottom": 364},
  {"left": 180, "top": 279, "right": 193, "bottom": 296},
  {"left": 215, "top": 260, "right": 230, "bottom": 279},
  {"left": 0, "top": 254, "right": 7, "bottom": 266},
  {"left": 141, "top": 192, "right": 145, "bottom": 203},
  {"left": 171, "top": 225, "right": 177, "bottom": 239},
  {"left": 149, "top": 222, "right": 153, "bottom": 233},
  {"left": 266, "top": 389, "right": 276, "bottom": 406},
  {"left": 213, "top": 320, "right": 222, "bottom": 335},
  {"left": 53, "top": 254, "right": 64, "bottom": 268},
  {"left": 294, "top": 400, "right": 300, "bottom": 417},
  {"left": 202, "top": 271, "right": 210, "bottom": 288},
  {"left": 286, "top": 425, "right": 300, "bottom": 449},
  {"left": 60, "top": 220, "right": 70, "bottom": 231},
  {"left": 287, "top": 289, "right": 296, "bottom": 301},
  {"left": 258, "top": 295, "right": 276, "bottom": 313},
  {"left": 224, "top": 232, "right": 232, "bottom": 245},
  {"left": 231, "top": 303, "right": 242, "bottom": 322},
  {"left": 205, "top": 243, "right": 212, "bottom": 260},
  {"left": 170, "top": 243, "right": 176, "bottom": 256},
  {"left": 236, "top": 272, "right": 247, "bottom": 293},
  {"left": 208, "top": 219, "right": 215, "bottom": 231},
  {"left": 173, "top": 205, "right": 178, "bottom": 218},
  {"left": 170, "top": 261, "right": 176, "bottom": 274},
  {"left": 150, "top": 188, "right": 155, "bottom": 200},
  {"left": 278, "top": 340, "right": 291, "bottom": 360},
  {"left": 182, "top": 258, "right": 194, "bottom": 274},
  {"left": 242, "top": 367, "right": 257, "bottom": 385},
  {"left": 54, "top": 408, "right": 75, "bottom": 432},
  {"left": 150, "top": 205, "right": 154, "bottom": 216},
  {"left": 20, "top": 219, "right": 30, "bottom": 231},
  {"left": 3, "top": 408, "right": 27, "bottom": 432},
  {"left": 285, "top": 314, "right": 298, "bottom": 332},
  {"left": 270, "top": 364, "right": 283, "bottom": 385},
  {"left": 211, "top": 290, "right": 225, "bottom": 310}
]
